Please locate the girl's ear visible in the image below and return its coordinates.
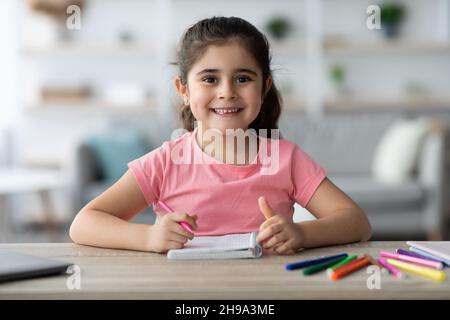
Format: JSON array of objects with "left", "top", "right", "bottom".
[
  {"left": 264, "top": 76, "right": 273, "bottom": 97},
  {"left": 174, "top": 76, "right": 189, "bottom": 100}
]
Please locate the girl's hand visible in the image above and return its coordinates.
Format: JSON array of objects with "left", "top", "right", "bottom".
[
  {"left": 146, "top": 212, "right": 197, "bottom": 253},
  {"left": 256, "top": 197, "right": 303, "bottom": 255}
]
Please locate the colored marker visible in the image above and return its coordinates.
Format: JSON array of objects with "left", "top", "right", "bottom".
[
  {"left": 386, "top": 258, "right": 446, "bottom": 282},
  {"left": 285, "top": 253, "right": 348, "bottom": 271},
  {"left": 378, "top": 257, "right": 405, "bottom": 279},
  {"left": 328, "top": 256, "right": 370, "bottom": 281},
  {"left": 303, "top": 255, "right": 348, "bottom": 276},
  {"left": 326, "top": 255, "right": 358, "bottom": 274},
  {"left": 408, "top": 247, "right": 450, "bottom": 266},
  {"left": 158, "top": 200, "right": 194, "bottom": 233},
  {"left": 397, "top": 248, "right": 444, "bottom": 263},
  {"left": 381, "top": 251, "right": 444, "bottom": 270}
]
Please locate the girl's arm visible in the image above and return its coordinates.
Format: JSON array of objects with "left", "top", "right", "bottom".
[
  {"left": 69, "top": 170, "right": 152, "bottom": 251},
  {"left": 257, "top": 178, "right": 372, "bottom": 254},
  {"left": 69, "top": 170, "right": 196, "bottom": 252},
  {"left": 300, "top": 178, "right": 372, "bottom": 248}
]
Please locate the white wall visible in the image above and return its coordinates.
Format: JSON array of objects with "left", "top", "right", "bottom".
[
  {"left": 13, "top": 0, "right": 450, "bottom": 166},
  {"left": 322, "top": 0, "right": 450, "bottom": 99},
  {"left": 0, "top": 0, "right": 18, "bottom": 165},
  {"left": 0, "top": 0, "right": 18, "bottom": 129}
]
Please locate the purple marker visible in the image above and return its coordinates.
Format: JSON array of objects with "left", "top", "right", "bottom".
[{"left": 397, "top": 248, "right": 444, "bottom": 264}]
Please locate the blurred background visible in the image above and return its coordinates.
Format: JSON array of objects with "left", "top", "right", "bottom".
[{"left": 0, "top": 0, "right": 449, "bottom": 243}]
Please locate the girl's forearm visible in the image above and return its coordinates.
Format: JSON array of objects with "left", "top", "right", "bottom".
[
  {"left": 69, "top": 210, "right": 151, "bottom": 252},
  {"left": 296, "top": 208, "right": 372, "bottom": 249}
]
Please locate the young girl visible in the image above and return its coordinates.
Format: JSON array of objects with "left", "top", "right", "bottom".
[{"left": 70, "top": 17, "right": 371, "bottom": 255}]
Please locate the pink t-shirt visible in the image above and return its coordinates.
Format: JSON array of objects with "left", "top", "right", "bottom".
[{"left": 128, "top": 128, "right": 327, "bottom": 236}]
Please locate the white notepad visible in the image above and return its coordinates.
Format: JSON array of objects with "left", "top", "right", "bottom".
[{"left": 167, "top": 232, "right": 262, "bottom": 260}]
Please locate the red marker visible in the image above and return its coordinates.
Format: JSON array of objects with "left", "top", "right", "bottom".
[{"left": 158, "top": 200, "right": 194, "bottom": 233}]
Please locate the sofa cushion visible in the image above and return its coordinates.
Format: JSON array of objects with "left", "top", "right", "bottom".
[
  {"left": 372, "top": 118, "right": 430, "bottom": 185},
  {"left": 279, "top": 113, "right": 400, "bottom": 174},
  {"left": 329, "top": 174, "right": 424, "bottom": 209},
  {"left": 86, "top": 129, "right": 149, "bottom": 184}
]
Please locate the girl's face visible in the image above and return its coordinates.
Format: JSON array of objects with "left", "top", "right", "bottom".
[{"left": 176, "top": 41, "right": 272, "bottom": 134}]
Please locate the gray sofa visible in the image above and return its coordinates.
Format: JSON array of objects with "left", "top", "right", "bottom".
[
  {"left": 70, "top": 136, "right": 156, "bottom": 224},
  {"left": 71, "top": 113, "right": 448, "bottom": 240},
  {"left": 280, "top": 112, "right": 448, "bottom": 240}
]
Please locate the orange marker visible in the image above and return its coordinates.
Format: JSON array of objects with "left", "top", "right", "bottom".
[{"left": 328, "top": 256, "right": 370, "bottom": 281}]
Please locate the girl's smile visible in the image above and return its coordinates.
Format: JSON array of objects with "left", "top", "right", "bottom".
[{"left": 210, "top": 106, "right": 243, "bottom": 116}]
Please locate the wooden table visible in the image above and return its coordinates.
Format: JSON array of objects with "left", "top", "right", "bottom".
[{"left": 0, "top": 242, "right": 449, "bottom": 299}]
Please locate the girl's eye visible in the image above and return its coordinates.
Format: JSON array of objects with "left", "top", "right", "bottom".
[
  {"left": 202, "top": 76, "right": 217, "bottom": 84},
  {"left": 201, "top": 76, "right": 252, "bottom": 84},
  {"left": 237, "top": 76, "right": 252, "bottom": 83}
]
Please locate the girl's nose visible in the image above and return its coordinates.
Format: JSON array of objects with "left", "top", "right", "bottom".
[{"left": 218, "top": 81, "right": 237, "bottom": 100}]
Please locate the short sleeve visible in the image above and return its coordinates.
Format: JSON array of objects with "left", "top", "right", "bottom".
[
  {"left": 127, "top": 144, "right": 167, "bottom": 206},
  {"left": 291, "top": 145, "right": 327, "bottom": 208}
]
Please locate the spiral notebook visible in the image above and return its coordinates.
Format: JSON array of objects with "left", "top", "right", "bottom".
[{"left": 167, "top": 232, "right": 262, "bottom": 260}]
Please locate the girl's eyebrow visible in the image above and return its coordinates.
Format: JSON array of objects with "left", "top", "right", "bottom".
[{"left": 196, "top": 68, "right": 258, "bottom": 76}]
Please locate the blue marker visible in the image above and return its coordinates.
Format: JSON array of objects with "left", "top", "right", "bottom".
[{"left": 285, "top": 253, "right": 348, "bottom": 271}]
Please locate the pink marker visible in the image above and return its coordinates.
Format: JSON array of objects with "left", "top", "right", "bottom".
[
  {"left": 380, "top": 250, "right": 444, "bottom": 270},
  {"left": 378, "top": 257, "right": 405, "bottom": 279},
  {"left": 158, "top": 200, "right": 194, "bottom": 233}
]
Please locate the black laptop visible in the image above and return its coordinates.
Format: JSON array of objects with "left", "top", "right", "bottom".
[{"left": 0, "top": 250, "right": 73, "bottom": 283}]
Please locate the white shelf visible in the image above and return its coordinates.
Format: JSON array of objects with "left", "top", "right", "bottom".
[
  {"left": 323, "top": 97, "right": 450, "bottom": 111},
  {"left": 270, "top": 39, "right": 306, "bottom": 56},
  {"left": 17, "top": 0, "right": 450, "bottom": 118},
  {"left": 283, "top": 96, "right": 306, "bottom": 111},
  {"left": 323, "top": 40, "right": 450, "bottom": 55},
  {"left": 25, "top": 98, "right": 157, "bottom": 113},
  {"left": 20, "top": 43, "right": 157, "bottom": 58}
]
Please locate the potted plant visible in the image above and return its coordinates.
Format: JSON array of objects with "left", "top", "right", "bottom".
[
  {"left": 265, "top": 16, "right": 293, "bottom": 41},
  {"left": 329, "top": 64, "right": 348, "bottom": 96},
  {"left": 380, "top": 3, "right": 406, "bottom": 38}
]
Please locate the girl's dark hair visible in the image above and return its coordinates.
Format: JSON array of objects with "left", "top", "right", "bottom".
[{"left": 173, "top": 16, "right": 282, "bottom": 138}]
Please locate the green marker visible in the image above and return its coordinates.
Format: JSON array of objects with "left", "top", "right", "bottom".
[
  {"left": 328, "top": 255, "right": 358, "bottom": 271},
  {"left": 303, "top": 256, "right": 348, "bottom": 276}
]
